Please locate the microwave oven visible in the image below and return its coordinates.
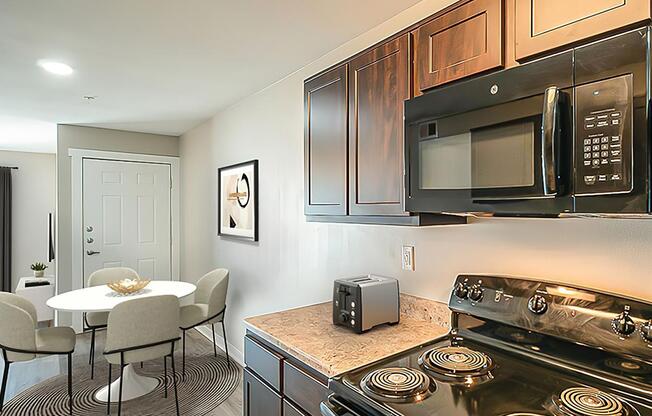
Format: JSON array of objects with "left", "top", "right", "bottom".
[{"left": 404, "top": 27, "right": 650, "bottom": 216}]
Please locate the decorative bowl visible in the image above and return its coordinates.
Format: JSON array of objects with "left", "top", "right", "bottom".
[{"left": 107, "top": 278, "right": 151, "bottom": 295}]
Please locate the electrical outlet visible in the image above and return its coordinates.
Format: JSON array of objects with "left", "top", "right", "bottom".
[{"left": 402, "top": 245, "right": 415, "bottom": 271}]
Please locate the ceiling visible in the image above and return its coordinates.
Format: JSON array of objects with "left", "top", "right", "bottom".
[{"left": 0, "top": 0, "right": 421, "bottom": 153}]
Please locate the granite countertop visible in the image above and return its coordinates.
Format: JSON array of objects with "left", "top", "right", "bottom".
[{"left": 244, "top": 294, "right": 451, "bottom": 377}]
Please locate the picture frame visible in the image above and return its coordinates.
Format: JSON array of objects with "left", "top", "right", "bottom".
[{"left": 218, "top": 159, "right": 259, "bottom": 241}]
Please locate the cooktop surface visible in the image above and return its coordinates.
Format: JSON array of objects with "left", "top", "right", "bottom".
[{"left": 332, "top": 335, "right": 652, "bottom": 416}]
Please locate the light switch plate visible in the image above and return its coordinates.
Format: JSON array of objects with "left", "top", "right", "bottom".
[{"left": 402, "top": 245, "right": 415, "bottom": 271}]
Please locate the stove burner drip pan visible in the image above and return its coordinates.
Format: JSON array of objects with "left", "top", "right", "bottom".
[
  {"left": 552, "top": 387, "right": 632, "bottom": 416},
  {"left": 419, "top": 346, "right": 494, "bottom": 383},
  {"left": 360, "top": 367, "right": 432, "bottom": 403}
]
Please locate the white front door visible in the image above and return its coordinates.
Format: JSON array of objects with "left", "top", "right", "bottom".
[{"left": 82, "top": 159, "right": 172, "bottom": 282}]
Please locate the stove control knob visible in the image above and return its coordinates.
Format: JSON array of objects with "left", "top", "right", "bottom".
[
  {"left": 641, "top": 320, "right": 652, "bottom": 342},
  {"left": 528, "top": 294, "right": 548, "bottom": 314},
  {"left": 612, "top": 306, "right": 636, "bottom": 337},
  {"left": 468, "top": 285, "right": 484, "bottom": 302},
  {"left": 454, "top": 282, "right": 469, "bottom": 299}
]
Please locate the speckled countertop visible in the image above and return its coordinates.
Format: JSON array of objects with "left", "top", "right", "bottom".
[{"left": 244, "top": 294, "right": 451, "bottom": 377}]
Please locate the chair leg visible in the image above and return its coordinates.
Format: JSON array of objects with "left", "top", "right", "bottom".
[
  {"left": 182, "top": 330, "right": 186, "bottom": 380},
  {"left": 118, "top": 355, "right": 124, "bottom": 416},
  {"left": 0, "top": 359, "right": 10, "bottom": 412},
  {"left": 107, "top": 364, "right": 112, "bottom": 415},
  {"left": 211, "top": 323, "right": 217, "bottom": 357},
  {"left": 89, "top": 329, "right": 94, "bottom": 364},
  {"left": 221, "top": 321, "right": 231, "bottom": 367},
  {"left": 163, "top": 356, "right": 168, "bottom": 398},
  {"left": 170, "top": 353, "right": 180, "bottom": 416},
  {"left": 68, "top": 353, "right": 73, "bottom": 415},
  {"left": 90, "top": 329, "right": 96, "bottom": 379}
]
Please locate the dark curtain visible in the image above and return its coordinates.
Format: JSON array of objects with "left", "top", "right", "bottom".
[{"left": 0, "top": 168, "right": 11, "bottom": 292}]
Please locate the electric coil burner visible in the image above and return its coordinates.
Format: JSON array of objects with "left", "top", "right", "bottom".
[
  {"left": 360, "top": 368, "right": 432, "bottom": 403},
  {"left": 419, "top": 346, "right": 493, "bottom": 382},
  {"left": 324, "top": 274, "right": 652, "bottom": 416},
  {"left": 551, "top": 387, "right": 632, "bottom": 416}
]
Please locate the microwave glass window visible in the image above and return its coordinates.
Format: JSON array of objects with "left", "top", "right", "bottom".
[
  {"left": 419, "top": 120, "right": 535, "bottom": 190},
  {"left": 419, "top": 132, "right": 471, "bottom": 189},
  {"left": 472, "top": 121, "right": 535, "bottom": 188}
]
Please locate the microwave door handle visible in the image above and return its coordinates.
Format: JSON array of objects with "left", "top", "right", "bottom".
[{"left": 541, "top": 86, "right": 560, "bottom": 196}]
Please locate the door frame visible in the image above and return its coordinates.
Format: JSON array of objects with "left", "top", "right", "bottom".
[{"left": 68, "top": 149, "right": 180, "bottom": 332}]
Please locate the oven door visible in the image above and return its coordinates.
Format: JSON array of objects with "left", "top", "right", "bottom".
[{"left": 405, "top": 52, "right": 574, "bottom": 215}]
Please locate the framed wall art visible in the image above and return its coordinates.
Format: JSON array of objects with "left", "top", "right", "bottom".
[{"left": 218, "top": 159, "right": 258, "bottom": 241}]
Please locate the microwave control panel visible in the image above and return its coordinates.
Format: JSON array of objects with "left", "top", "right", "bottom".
[{"left": 574, "top": 74, "right": 633, "bottom": 196}]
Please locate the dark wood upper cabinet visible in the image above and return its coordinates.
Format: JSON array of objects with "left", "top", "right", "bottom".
[
  {"left": 304, "top": 65, "right": 348, "bottom": 216},
  {"left": 413, "top": 0, "right": 503, "bottom": 93},
  {"left": 515, "top": 0, "right": 651, "bottom": 60},
  {"left": 349, "top": 34, "right": 410, "bottom": 216}
]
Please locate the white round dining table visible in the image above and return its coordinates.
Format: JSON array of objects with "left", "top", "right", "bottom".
[{"left": 46, "top": 280, "right": 196, "bottom": 403}]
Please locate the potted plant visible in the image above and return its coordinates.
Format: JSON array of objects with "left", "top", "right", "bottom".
[{"left": 30, "top": 262, "right": 48, "bottom": 278}]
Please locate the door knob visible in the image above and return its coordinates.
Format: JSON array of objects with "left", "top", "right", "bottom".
[{"left": 86, "top": 250, "right": 101, "bottom": 256}]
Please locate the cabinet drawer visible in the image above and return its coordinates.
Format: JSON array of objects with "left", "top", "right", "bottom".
[
  {"left": 244, "top": 336, "right": 283, "bottom": 391},
  {"left": 413, "top": 0, "right": 503, "bottom": 91},
  {"left": 283, "top": 399, "right": 309, "bottom": 416},
  {"left": 243, "top": 368, "right": 282, "bottom": 416},
  {"left": 283, "top": 361, "right": 330, "bottom": 416}
]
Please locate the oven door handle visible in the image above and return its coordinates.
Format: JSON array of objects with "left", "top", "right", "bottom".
[
  {"left": 320, "top": 395, "right": 362, "bottom": 416},
  {"left": 541, "top": 86, "right": 561, "bottom": 196}
]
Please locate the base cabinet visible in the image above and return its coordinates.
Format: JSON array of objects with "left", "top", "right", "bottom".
[
  {"left": 284, "top": 399, "right": 309, "bottom": 416},
  {"left": 244, "top": 334, "right": 330, "bottom": 416},
  {"left": 243, "top": 368, "right": 282, "bottom": 416}
]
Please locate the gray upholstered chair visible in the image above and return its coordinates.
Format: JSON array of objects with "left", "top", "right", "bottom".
[
  {"left": 0, "top": 292, "right": 76, "bottom": 415},
  {"left": 86, "top": 267, "right": 138, "bottom": 379},
  {"left": 179, "top": 268, "right": 229, "bottom": 379},
  {"left": 104, "top": 295, "right": 180, "bottom": 416}
]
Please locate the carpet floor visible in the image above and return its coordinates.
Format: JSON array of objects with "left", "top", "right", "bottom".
[{"left": 1, "top": 330, "right": 240, "bottom": 416}]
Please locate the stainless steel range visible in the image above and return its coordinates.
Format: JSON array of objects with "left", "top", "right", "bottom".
[{"left": 320, "top": 275, "right": 652, "bottom": 416}]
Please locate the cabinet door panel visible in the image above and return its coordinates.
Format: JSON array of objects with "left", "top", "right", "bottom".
[
  {"left": 515, "top": 0, "right": 650, "bottom": 60},
  {"left": 283, "top": 399, "right": 308, "bottom": 416},
  {"left": 283, "top": 361, "right": 329, "bottom": 416},
  {"left": 304, "top": 65, "right": 348, "bottom": 215},
  {"left": 414, "top": 0, "right": 503, "bottom": 91},
  {"left": 243, "top": 368, "right": 282, "bottom": 416},
  {"left": 349, "top": 35, "right": 409, "bottom": 216}
]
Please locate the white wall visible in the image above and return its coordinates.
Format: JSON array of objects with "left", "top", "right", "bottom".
[
  {"left": 0, "top": 151, "right": 56, "bottom": 292},
  {"left": 179, "top": 0, "right": 652, "bottom": 361}
]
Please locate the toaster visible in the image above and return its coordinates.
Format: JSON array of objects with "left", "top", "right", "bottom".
[{"left": 332, "top": 275, "right": 400, "bottom": 333}]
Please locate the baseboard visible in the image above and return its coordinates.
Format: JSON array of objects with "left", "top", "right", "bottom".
[{"left": 195, "top": 325, "right": 245, "bottom": 368}]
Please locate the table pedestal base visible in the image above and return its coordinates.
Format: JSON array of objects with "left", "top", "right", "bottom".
[{"left": 95, "top": 364, "right": 159, "bottom": 403}]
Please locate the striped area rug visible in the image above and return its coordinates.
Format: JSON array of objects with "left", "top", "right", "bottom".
[{"left": 2, "top": 336, "right": 240, "bottom": 415}]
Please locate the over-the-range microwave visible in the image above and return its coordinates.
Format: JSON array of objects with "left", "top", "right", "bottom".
[{"left": 404, "top": 27, "right": 651, "bottom": 217}]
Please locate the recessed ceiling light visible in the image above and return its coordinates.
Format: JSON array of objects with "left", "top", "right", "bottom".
[{"left": 37, "top": 59, "right": 73, "bottom": 76}]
